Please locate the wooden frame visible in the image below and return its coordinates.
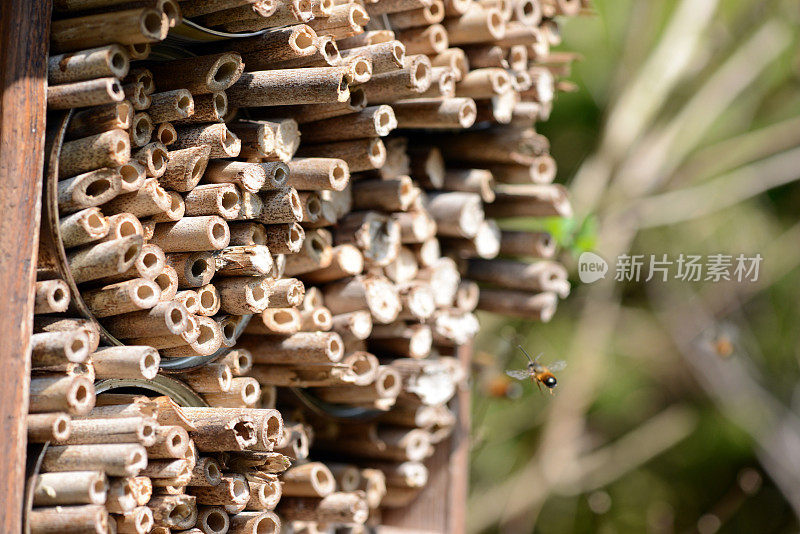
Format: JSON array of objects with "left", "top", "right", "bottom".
[{"left": 0, "top": 0, "right": 52, "bottom": 530}]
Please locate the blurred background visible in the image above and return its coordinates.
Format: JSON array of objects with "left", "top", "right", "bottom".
[{"left": 468, "top": 0, "right": 800, "bottom": 532}]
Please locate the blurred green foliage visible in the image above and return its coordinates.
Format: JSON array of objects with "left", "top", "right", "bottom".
[{"left": 469, "top": 0, "right": 800, "bottom": 532}]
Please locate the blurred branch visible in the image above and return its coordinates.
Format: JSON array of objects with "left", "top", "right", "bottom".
[
  {"left": 670, "top": 115, "right": 800, "bottom": 188},
  {"left": 649, "top": 284, "right": 800, "bottom": 518},
  {"left": 570, "top": 0, "right": 719, "bottom": 215},
  {"left": 610, "top": 19, "right": 794, "bottom": 200},
  {"left": 632, "top": 145, "right": 800, "bottom": 228}
]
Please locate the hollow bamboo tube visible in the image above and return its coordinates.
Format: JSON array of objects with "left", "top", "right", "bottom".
[
  {"left": 298, "top": 137, "right": 386, "bottom": 174},
  {"left": 392, "top": 211, "right": 436, "bottom": 244},
  {"left": 443, "top": 4, "right": 505, "bottom": 45},
  {"left": 302, "top": 244, "right": 363, "bottom": 284},
  {"left": 441, "top": 168, "right": 495, "bottom": 201},
  {"left": 331, "top": 310, "right": 372, "bottom": 341},
  {"left": 455, "top": 279, "right": 480, "bottom": 311},
  {"left": 246, "top": 307, "right": 301, "bottom": 335},
  {"left": 127, "top": 113, "right": 152, "bottom": 148},
  {"left": 92, "top": 346, "right": 160, "bottom": 380},
  {"left": 393, "top": 97, "right": 477, "bottom": 129},
  {"left": 424, "top": 191, "right": 484, "bottom": 238},
  {"left": 150, "top": 216, "right": 231, "bottom": 252},
  {"left": 383, "top": 247, "right": 419, "bottom": 287},
  {"left": 62, "top": 417, "right": 156, "bottom": 447},
  {"left": 149, "top": 494, "right": 197, "bottom": 530},
  {"left": 229, "top": 511, "right": 281, "bottom": 534},
  {"left": 307, "top": 3, "right": 369, "bottom": 39},
  {"left": 463, "top": 44, "right": 507, "bottom": 69},
  {"left": 356, "top": 57, "right": 431, "bottom": 104},
  {"left": 441, "top": 219, "right": 501, "bottom": 258},
  {"left": 212, "top": 276, "right": 267, "bottom": 314},
  {"left": 276, "top": 492, "right": 368, "bottom": 524},
  {"left": 260, "top": 222, "right": 303, "bottom": 254},
  {"left": 34, "top": 317, "right": 100, "bottom": 351},
  {"left": 314, "top": 365, "right": 402, "bottom": 405},
  {"left": 498, "top": 230, "right": 556, "bottom": 258},
  {"left": 33, "top": 470, "right": 107, "bottom": 506},
  {"left": 101, "top": 242, "right": 165, "bottom": 283},
  {"left": 115, "top": 506, "right": 153, "bottom": 534},
  {"left": 389, "top": 0, "right": 444, "bottom": 28},
  {"left": 456, "top": 67, "right": 511, "bottom": 99},
  {"left": 211, "top": 245, "right": 272, "bottom": 278},
  {"left": 28, "top": 504, "right": 109, "bottom": 534},
  {"left": 465, "top": 258, "right": 568, "bottom": 292},
  {"left": 173, "top": 123, "right": 241, "bottom": 158},
  {"left": 231, "top": 25, "right": 318, "bottom": 69},
  {"left": 298, "top": 306, "right": 332, "bottom": 332},
  {"left": 144, "top": 426, "right": 189, "bottom": 460},
  {"left": 339, "top": 41, "right": 405, "bottom": 76},
  {"left": 187, "top": 456, "right": 223, "bottom": 487},
  {"left": 195, "top": 284, "right": 221, "bottom": 316},
  {"left": 159, "top": 317, "right": 223, "bottom": 358},
  {"left": 147, "top": 89, "right": 195, "bottom": 123},
  {"left": 246, "top": 476, "right": 282, "bottom": 510},
  {"left": 82, "top": 278, "right": 161, "bottom": 317},
  {"left": 220, "top": 0, "right": 313, "bottom": 32},
  {"left": 57, "top": 168, "right": 121, "bottom": 214},
  {"left": 192, "top": 473, "right": 251, "bottom": 505},
  {"left": 66, "top": 101, "right": 132, "bottom": 140},
  {"left": 156, "top": 122, "right": 177, "bottom": 146},
  {"left": 483, "top": 184, "right": 571, "bottom": 218},
  {"left": 141, "top": 458, "right": 190, "bottom": 482},
  {"left": 159, "top": 146, "right": 211, "bottom": 192},
  {"left": 183, "top": 184, "right": 241, "bottom": 220},
  {"left": 149, "top": 52, "right": 244, "bottom": 94},
  {"left": 185, "top": 407, "right": 282, "bottom": 450},
  {"left": 173, "top": 93, "right": 227, "bottom": 127},
  {"left": 30, "top": 330, "right": 88, "bottom": 368},
  {"left": 47, "top": 76, "right": 125, "bottom": 110},
  {"left": 365, "top": 0, "right": 431, "bottom": 15},
  {"left": 124, "top": 81, "right": 151, "bottom": 110},
  {"left": 286, "top": 157, "right": 350, "bottom": 191},
  {"left": 228, "top": 120, "right": 277, "bottom": 159},
  {"left": 395, "top": 24, "right": 449, "bottom": 55},
  {"left": 478, "top": 288, "right": 558, "bottom": 320},
  {"left": 238, "top": 331, "right": 344, "bottom": 364},
  {"left": 299, "top": 106, "right": 395, "bottom": 145},
  {"left": 281, "top": 462, "right": 335, "bottom": 497},
  {"left": 50, "top": 8, "right": 167, "bottom": 53},
  {"left": 28, "top": 412, "right": 72, "bottom": 443},
  {"left": 228, "top": 68, "right": 349, "bottom": 107},
  {"left": 131, "top": 141, "right": 167, "bottom": 178},
  {"left": 195, "top": 506, "right": 229, "bottom": 534},
  {"left": 419, "top": 65, "right": 457, "bottom": 98},
  {"left": 218, "top": 349, "right": 252, "bottom": 377},
  {"left": 149, "top": 190, "right": 185, "bottom": 223},
  {"left": 41, "top": 443, "right": 147, "bottom": 477},
  {"left": 264, "top": 88, "right": 366, "bottom": 125},
  {"left": 283, "top": 229, "right": 332, "bottom": 276},
  {"left": 203, "top": 376, "right": 261, "bottom": 407},
  {"left": 67, "top": 235, "right": 142, "bottom": 283},
  {"left": 101, "top": 300, "right": 188, "bottom": 338},
  {"left": 99, "top": 213, "right": 143, "bottom": 245},
  {"left": 49, "top": 45, "right": 129, "bottom": 86},
  {"left": 351, "top": 176, "right": 415, "bottom": 212},
  {"left": 59, "top": 129, "right": 130, "bottom": 179},
  {"left": 258, "top": 188, "right": 303, "bottom": 224},
  {"left": 261, "top": 278, "right": 304, "bottom": 308},
  {"left": 179, "top": 363, "right": 232, "bottom": 395},
  {"left": 34, "top": 279, "right": 71, "bottom": 314},
  {"left": 103, "top": 178, "right": 171, "bottom": 218}
]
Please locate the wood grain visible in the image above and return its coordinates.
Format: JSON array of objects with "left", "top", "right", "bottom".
[{"left": 0, "top": 0, "right": 51, "bottom": 530}]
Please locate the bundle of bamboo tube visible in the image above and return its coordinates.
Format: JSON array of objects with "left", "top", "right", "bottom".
[{"left": 29, "top": 0, "right": 586, "bottom": 530}]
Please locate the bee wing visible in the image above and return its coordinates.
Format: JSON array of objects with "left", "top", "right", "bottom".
[
  {"left": 547, "top": 360, "right": 567, "bottom": 372},
  {"left": 505, "top": 369, "right": 531, "bottom": 381}
]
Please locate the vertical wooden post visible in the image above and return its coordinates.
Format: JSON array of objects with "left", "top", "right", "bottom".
[
  {"left": 0, "top": 0, "right": 51, "bottom": 530},
  {"left": 380, "top": 343, "right": 471, "bottom": 533}
]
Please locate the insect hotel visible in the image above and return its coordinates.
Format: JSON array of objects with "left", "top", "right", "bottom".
[{"left": 0, "top": 0, "right": 586, "bottom": 531}]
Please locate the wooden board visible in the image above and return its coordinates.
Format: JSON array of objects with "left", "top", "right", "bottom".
[
  {"left": 380, "top": 344, "right": 471, "bottom": 533},
  {"left": 0, "top": 0, "right": 51, "bottom": 530}
]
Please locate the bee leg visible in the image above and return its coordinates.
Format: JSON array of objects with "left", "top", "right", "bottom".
[{"left": 534, "top": 379, "right": 542, "bottom": 393}]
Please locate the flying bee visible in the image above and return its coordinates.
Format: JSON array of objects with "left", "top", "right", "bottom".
[{"left": 505, "top": 346, "right": 566, "bottom": 393}]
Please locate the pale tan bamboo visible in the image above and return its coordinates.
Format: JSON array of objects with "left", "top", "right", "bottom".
[
  {"left": 149, "top": 494, "right": 197, "bottom": 530},
  {"left": 82, "top": 278, "right": 161, "bottom": 317},
  {"left": 150, "top": 216, "right": 231, "bottom": 252},
  {"left": 333, "top": 211, "right": 400, "bottom": 266},
  {"left": 41, "top": 443, "right": 147, "bottom": 476},
  {"left": 262, "top": 222, "right": 304, "bottom": 254},
  {"left": 33, "top": 470, "right": 107, "bottom": 506},
  {"left": 92, "top": 346, "right": 160, "bottom": 380},
  {"left": 57, "top": 168, "right": 122, "bottom": 214},
  {"left": 425, "top": 191, "right": 484, "bottom": 237},
  {"left": 50, "top": 8, "right": 167, "bottom": 53},
  {"left": 258, "top": 188, "right": 303, "bottom": 224},
  {"left": 307, "top": 3, "right": 369, "bottom": 39},
  {"left": 28, "top": 413, "right": 72, "bottom": 443},
  {"left": 276, "top": 492, "right": 368, "bottom": 524},
  {"left": 59, "top": 129, "right": 130, "bottom": 179},
  {"left": 103, "top": 177, "right": 172, "bottom": 217},
  {"left": 192, "top": 473, "right": 251, "bottom": 505},
  {"left": 115, "top": 506, "right": 154, "bottom": 534},
  {"left": 395, "top": 24, "right": 449, "bottom": 55},
  {"left": 160, "top": 146, "right": 212, "bottom": 192},
  {"left": 263, "top": 88, "right": 365, "bottom": 124},
  {"left": 485, "top": 184, "right": 572, "bottom": 218},
  {"left": 233, "top": 25, "right": 319, "bottom": 70},
  {"left": 477, "top": 289, "right": 558, "bottom": 320},
  {"left": 28, "top": 504, "right": 109, "bottom": 534},
  {"left": 228, "top": 68, "right": 349, "bottom": 107},
  {"left": 124, "top": 81, "right": 151, "bottom": 110},
  {"left": 47, "top": 77, "right": 125, "bottom": 110},
  {"left": 229, "top": 511, "right": 281, "bottom": 534},
  {"left": 173, "top": 123, "right": 241, "bottom": 159},
  {"left": 66, "top": 101, "right": 133, "bottom": 140},
  {"left": 299, "top": 105, "right": 397, "bottom": 143},
  {"left": 101, "top": 300, "right": 188, "bottom": 338},
  {"left": 393, "top": 97, "right": 477, "bottom": 129},
  {"left": 228, "top": 120, "right": 277, "bottom": 159},
  {"left": 238, "top": 331, "right": 344, "bottom": 364},
  {"left": 34, "top": 279, "right": 71, "bottom": 314},
  {"left": 365, "top": 0, "right": 431, "bottom": 15},
  {"left": 67, "top": 235, "right": 143, "bottom": 283},
  {"left": 442, "top": 4, "right": 506, "bottom": 45},
  {"left": 281, "top": 462, "right": 335, "bottom": 497},
  {"left": 355, "top": 57, "right": 431, "bottom": 104}
]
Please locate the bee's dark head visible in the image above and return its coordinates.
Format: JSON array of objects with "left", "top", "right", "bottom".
[{"left": 543, "top": 376, "right": 557, "bottom": 389}]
